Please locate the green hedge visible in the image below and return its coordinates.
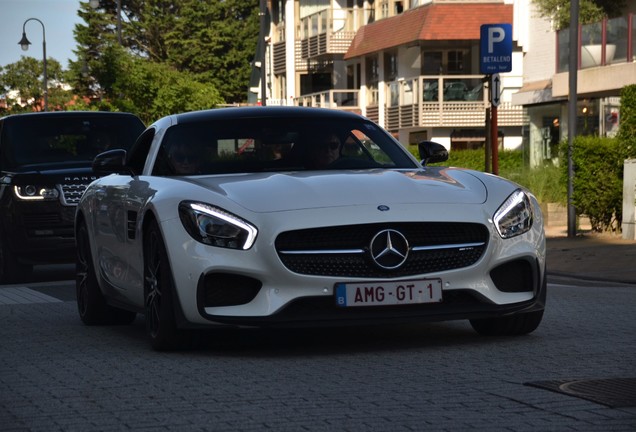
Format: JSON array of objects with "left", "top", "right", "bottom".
[
  {"left": 618, "top": 84, "right": 636, "bottom": 155},
  {"left": 407, "top": 146, "right": 566, "bottom": 205},
  {"left": 557, "top": 84, "right": 636, "bottom": 232},
  {"left": 560, "top": 136, "right": 626, "bottom": 232}
]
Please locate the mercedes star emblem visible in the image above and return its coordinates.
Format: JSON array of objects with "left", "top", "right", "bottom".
[{"left": 369, "top": 229, "right": 409, "bottom": 270}]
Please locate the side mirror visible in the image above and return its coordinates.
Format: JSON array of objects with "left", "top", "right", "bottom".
[
  {"left": 92, "top": 149, "right": 128, "bottom": 176},
  {"left": 418, "top": 141, "right": 448, "bottom": 166}
]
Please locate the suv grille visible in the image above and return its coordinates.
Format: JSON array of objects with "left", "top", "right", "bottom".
[
  {"left": 275, "top": 222, "right": 489, "bottom": 278},
  {"left": 60, "top": 182, "right": 91, "bottom": 206}
]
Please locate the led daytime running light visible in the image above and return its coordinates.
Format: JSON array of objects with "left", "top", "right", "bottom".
[
  {"left": 493, "top": 190, "right": 533, "bottom": 239},
  {"left": 189, "top": 203, "right": 257, "bottom": 250},
  {"left": 14, "top": 185, "right": 59, "bottom": 200}
]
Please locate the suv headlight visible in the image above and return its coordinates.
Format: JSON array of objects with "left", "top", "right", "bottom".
[
  {"left": 178, "top": 201, "right": 257, "bottom": 250},
  {"left": 493, "top": 189, "right": 533, "bottom": 239},
  {"left": 14, "top": 185, "right": 60, "bottom": 201}
]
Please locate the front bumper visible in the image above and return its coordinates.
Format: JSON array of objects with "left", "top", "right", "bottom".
[
  {"left": 160, "top": 210, "right": 546, "bottom": 329},
  {"left": 1, "top": 199, "right": 76, "bottom": 264}
]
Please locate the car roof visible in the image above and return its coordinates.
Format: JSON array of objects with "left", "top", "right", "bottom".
[
  {"left": 170, "top": 106, "right": 367, "bottom": 125},
  {"left": 0, "top": 111, "right": 142, "bottom": 122}
]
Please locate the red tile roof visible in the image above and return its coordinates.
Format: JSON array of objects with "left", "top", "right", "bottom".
[{"left": 344, "top": 3, "right": 513, "bottom": 59}]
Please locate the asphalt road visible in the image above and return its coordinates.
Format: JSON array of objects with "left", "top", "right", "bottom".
[{"left": 1, "top": 273, "right": 635, "bottom": 431}]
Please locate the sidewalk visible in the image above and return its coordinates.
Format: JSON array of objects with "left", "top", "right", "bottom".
[{"left": 546, "top": 224, "right": 636, "bottom": 286}]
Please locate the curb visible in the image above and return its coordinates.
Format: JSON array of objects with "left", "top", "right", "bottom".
[{"left": 547, "top": 273, "right": 636, "bottom": 287}]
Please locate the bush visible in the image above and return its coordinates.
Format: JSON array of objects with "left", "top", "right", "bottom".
[
  {"left": 408, "top": 146, "right": 565, "bottom": 204},
  {"left": 560, "top": 136, "right": 624, "bottom": 232},
  {"left": 618, "top": 84, "right": 636, "bottom": 156}
]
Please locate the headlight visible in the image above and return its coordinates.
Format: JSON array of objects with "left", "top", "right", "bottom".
[
  {"left": 14, "top": 185, "right": 60, "bottom": 201},
  {"left": 493, "top": 189, "right": 533, "bottom": 239},
  {"left": 178, "top": 201, "right": 257, "bottom": 250}
]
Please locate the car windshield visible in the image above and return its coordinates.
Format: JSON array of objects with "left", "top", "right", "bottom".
[
  {"left": 155, "top": 116, "right": 419, "bottom": 175},
  {"left": 1, "top": 115, "right": 144, "bottom": 170}
]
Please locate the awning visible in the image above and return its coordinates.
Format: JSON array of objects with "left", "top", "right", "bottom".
[
  {"left": 344, "top": 3, "right": 513, "bottom": 60},
  {"left": 511, "top": 79, "right": 563, "bottom": 106}
]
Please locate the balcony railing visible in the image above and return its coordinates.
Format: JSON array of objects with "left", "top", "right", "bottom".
[
  {"left": 383, "top": 76, "right": 522, "bottom": 132},
  {"left": 292, "top": 75, "right": 525, "bottom": 133},
  {"left": 557, "top": 14, "right": 635, "bottom": 72},
  {"left": 297, "top": 8, "right": 374, "bottom": 39},
  {"left": 294, "top": 90, "right": 359, "bottom": 109},
  {"left": 297, "top": 8, "right": 373, "bottom": 59}
]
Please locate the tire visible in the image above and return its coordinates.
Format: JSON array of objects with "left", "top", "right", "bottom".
[
  {"left": 144, "top": 220, "right": 190, "bottom": 350},
  {"left": 0, "top": 231, "right": 33, "bottom": 284},
  {"left": 76, "top": 221, "right": 136, "bottom": 325},
  {"left": 469, "top": 309, "right": 544, "bottom": 336}
]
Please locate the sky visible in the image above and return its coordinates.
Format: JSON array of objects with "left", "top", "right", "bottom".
[{"left": 0, "top": 0, "right": 84, "bottom": 68}]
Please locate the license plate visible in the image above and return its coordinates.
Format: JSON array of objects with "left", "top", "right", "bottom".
[{"left": 335, "top": 278, "right": 443, "bottom": 307}]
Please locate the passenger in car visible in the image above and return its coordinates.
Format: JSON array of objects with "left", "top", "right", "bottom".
[{"left": 168, "top": 141, "right": 201, "bottom": 175}]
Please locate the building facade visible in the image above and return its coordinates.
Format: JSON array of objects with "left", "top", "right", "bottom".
[
  {"left": 253, "top": 0, "right": 636, "bottom": 163},
  {"left": 512, "top": 1, "right": 636, "bottom": 167}
]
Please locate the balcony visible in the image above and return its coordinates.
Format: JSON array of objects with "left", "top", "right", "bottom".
[
  {"left": 297, "top": 8, "right": 373, "bottom": 60},
  {"left": 552, "top": 14, "right": 636, "bottom": 98},
  {"left": 383, "top": 76, "right": 523, "bottom": 132},
  {"left": 292, "top": 75, "right": 525, "bottom": 133},
  {"left": 294, "top": 90, "right": 360, "bottom": 111}
]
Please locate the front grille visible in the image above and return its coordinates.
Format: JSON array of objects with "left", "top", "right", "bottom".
[
  {"left": 276, "top": 222, "right": 489, "bottom": 278},
  {"left": 60, "top": 182, "right": 90, "bottom": 205}
]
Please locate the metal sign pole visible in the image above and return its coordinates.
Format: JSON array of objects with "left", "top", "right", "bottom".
[
  {"left": 491, "top": 105, "right": 499, "bottom": 175},
  {"left": 567, "top": 0, "right": 579, "bottom": 237},
  {"left": 489, "top": 73, "right": 501, "bottom": 175}
]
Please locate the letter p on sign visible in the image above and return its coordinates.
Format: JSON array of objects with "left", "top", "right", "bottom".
[{"left": 488, "top": 27, "right": 505, "bottom": 53}]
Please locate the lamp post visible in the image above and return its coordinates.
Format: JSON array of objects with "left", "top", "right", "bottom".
[
  {"left": 18, "top": 18, "right": 48, "bottom": 111},
  {"left": 89, "top": 0, "right": 122, "bottom": 45},
  {"left": 259, "top": 0, "right": 267, "bottom": 106}
]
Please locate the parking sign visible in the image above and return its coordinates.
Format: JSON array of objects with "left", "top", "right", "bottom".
[{"left": 480, "top": 24, "right": 512, "bottom": 74}]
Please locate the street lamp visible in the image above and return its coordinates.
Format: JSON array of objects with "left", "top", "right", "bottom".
[
  {"left": 89, "top": 0, "right": 122, "bottom": 45},
  {"left": 259, "top": 0, "right": 267, "bottom": 106},
  {"left": 18, "top": 18, "right": 48, "bottom": 111}
]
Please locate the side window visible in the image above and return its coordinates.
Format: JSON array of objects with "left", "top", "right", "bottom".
[
  {"left": 128, "top": 129, "right": 155, "bottom": 175},
  {"left": 341, "top": 128, "right": 393, "bottom": 165}
]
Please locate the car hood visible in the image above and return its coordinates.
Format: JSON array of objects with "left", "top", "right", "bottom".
[
  {"left": 2, "top": 165, "right": 97, "bottom": 184},
  {"left": 187, "top": 168, "right": 487, "bottom": 213}
]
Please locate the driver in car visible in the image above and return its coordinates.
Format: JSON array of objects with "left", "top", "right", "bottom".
[{"left": 308, "top": 132, "right": 341, "bottom": 169}]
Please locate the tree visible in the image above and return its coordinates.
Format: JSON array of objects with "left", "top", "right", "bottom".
[
  {"left": 532, "top": 0, "right": 626, "bottom": 30},
  {"left": 100, "top": 51, "right": 223, "bottom": 123},
  {"left": 164, "top": 0, "right": 259, "bottom": 103},
  {"left": 0, "top": 56, "right": 71, "bottom": 112},
  {"left": 71, "top": 0, "right": 259, "bottom": 105}
]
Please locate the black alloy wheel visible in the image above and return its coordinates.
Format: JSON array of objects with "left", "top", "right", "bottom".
[
  {"left": 76, "top": 221, "right": 136, "bottom": 325},
  {"left": 144, "top": 220, "right": 189, "bottom": 350}
]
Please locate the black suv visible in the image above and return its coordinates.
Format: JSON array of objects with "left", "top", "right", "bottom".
[{"left": 0, "top": 111, "right": 145, "bottom": 283}]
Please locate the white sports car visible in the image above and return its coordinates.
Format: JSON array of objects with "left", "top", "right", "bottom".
[{"left": 75, "top": 106, "right": 546, "bottom": 350}]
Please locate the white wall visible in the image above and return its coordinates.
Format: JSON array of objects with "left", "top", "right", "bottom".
[{"left": 516, "top": 0, "right": 555, "bottom": 82}]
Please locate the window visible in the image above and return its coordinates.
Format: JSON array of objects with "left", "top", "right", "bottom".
[
  {"left": 366, "top": 55, "right": 379, "bottom": 84},
  {"left": 384, "top": 51, "right": 398, "bottom": 81},
  {"left": 380, "top": 1, "right": 389, "bottom": 18},
  {"left": 422, "top": 50, "right": 470, "bottom": 75},
  {"left": 423, "top": 52, "right": 443, "bottom": 75},
  {"left": 447, "top": 51, "right": 465, "bottom": 73}
]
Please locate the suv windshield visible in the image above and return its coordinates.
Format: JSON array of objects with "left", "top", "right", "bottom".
[{"left": 1, "top": 114, "right": 143, "bottom": 170}]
